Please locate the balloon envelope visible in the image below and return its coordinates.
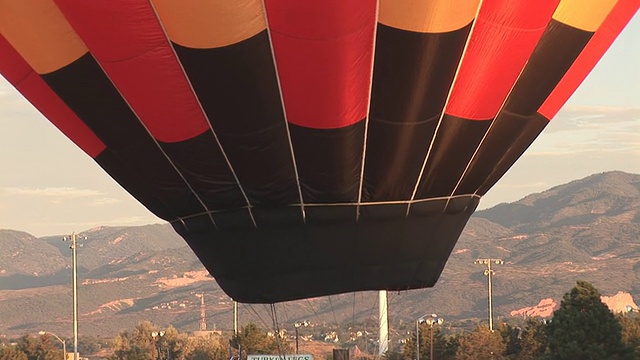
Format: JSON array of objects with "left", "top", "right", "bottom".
[{"left": 0, "top": 0, "right": 637, "bottom": 303}]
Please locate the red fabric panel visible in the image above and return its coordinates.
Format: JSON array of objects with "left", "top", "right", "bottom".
[
  {"left": 446, "top": 0, "right": 559, "bottom": 120},
  {"left": 54, "top": 0, "right": 210, "bottom": 143},
  {"left": 265, "top": 0, "right": 376, "bottom": 129},
  {"left": 538, "top": 0, "right": 640, "bottom": 120},
  {"left": 0, "top": 35, "right": 106, "bottom": 157}
]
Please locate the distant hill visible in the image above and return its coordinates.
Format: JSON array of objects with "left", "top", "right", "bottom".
[
  {"left": 479, "top": 171, "right": 640, "bottom": 230},
  {"left": 2, "top": 171, "right": 640, "bottom": 340}
]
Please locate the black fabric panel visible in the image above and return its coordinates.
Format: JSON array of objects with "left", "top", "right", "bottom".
[
  {"left": 363, "top": 23, "right": 471, "bottom": 201},
  {"left": 455, "top": 21, "right": 592, "bottom": 196},
  {"left": 253, "top": 206, "right": 304, "bottom": 228},
  {"left": 183, "top": 214, "right": 217, "bottom": 235},
  {"left": 458, "top": 112, "right": 549, "bottom": 196},
  {"left": 369, "top": 23, "right": 472, "bottom": 125},
  {"left": 95, "top": 150, "right": 173, "bottom": 221},
  {"left": 305, "top": 205, "right": 357, "bottom": 225},
  {"left": 41, "top": 53, "right": 205, "bottom": 219},
  {"left": 416, "top": 115, "right": 492, "bottom": 198},
  {"left": 504, "top": 20, "right": 594, "bottom": 116},
  {"left": 211, "top": 209, "right": 254, "bottom": 231},
  {"left": 173, "top": 31, "right": 299, "bottom": 206},
  {"left": 364, "top": 117, "right": 438, "bottom": 201},
  {"left": 359, "top": 203, "right": 407, "bottom": 220},
  {"left": 177, "top": 197, "right": 476, "bottom": 303},
  {"left": 412, "top": 196, "right": 478, "bottom": 283},
  {"left": 160, "top": 132, "right": 246, "bottom": 211},
  {"left": 289, "top": 121, "right": 365, "bottom": 203}
]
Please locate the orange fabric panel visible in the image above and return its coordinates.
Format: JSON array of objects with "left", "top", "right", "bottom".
[
  {"left": 151, "top": 0, "right": 266, "bottom": 48},
  {"left": 379, "top": 0, "right": 480, "bottom": 33},
  {"left": 0, "top": 0, "right": 87, "bottom": 74}
]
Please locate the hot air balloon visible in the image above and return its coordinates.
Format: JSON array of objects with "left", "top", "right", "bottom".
[{"left": 0, "top": 0, "right": 637, "bottom": 303}]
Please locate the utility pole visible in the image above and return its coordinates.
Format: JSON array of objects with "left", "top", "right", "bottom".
[{"left": 474, "top": 258, "right": 503, "bottom": 331}]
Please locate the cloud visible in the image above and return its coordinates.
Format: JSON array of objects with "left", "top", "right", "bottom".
[
  {"left": 103, "top": 215, "right": 163, "bottom": 226},
  {"left": 543, "top": 106, "right": 640, "bottom": 134},
  {"left": 89, "top": 197, "right": 122, "bottom": 206},
  {"left": 561, "top": 105, "right": 640, "bottom": 114},
  {"left": 13, "top": 216, "right": 164, "bottom": 234},
  {"left": 1, "top": 186, "right": 103, "bottom": 199},
  {"left": 527, "top": 106, "right": 640, "bottom": 156},
  {"left": 0, "top": 187, "right": 126, "bottom": 207},
  {"left": 490, "top": 181, "right": 549, "bottom": 189}
]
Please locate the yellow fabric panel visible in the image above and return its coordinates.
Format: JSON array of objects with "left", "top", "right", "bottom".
[
  {"left": 152, "top": 0, "right": 266, "bottom": 49},
  {"left": 379, "top": 0, "right": 480, "bottom": 33},
  {"left": 0, "top": 0, "right": 87, "bottom": 74},
  {"left": 553, "top": 0, "right": 619, "bottom": 31}
]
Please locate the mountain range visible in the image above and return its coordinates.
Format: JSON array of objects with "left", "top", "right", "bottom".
[{"left": 1, "top": 170, "right": 640, "bottom": 340}]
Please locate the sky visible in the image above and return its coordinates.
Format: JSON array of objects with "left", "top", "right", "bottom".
[{"left": 1, "top": 13, "right": 639, "bottom": 237}]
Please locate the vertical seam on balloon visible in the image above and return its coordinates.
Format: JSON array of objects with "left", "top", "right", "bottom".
[
  {"left": 89, "top": 53, "right": 219, "bottom": 229},
  {"left": 147, "top": 0, "right": 256, "bottom": 228},
  {"left": 48, "top": 2, "right": 220, "bottom": 228},
  {"left": 448, "top": 52, "right": 530, "bottom": 203},
  {"left": 260, "top": 0, "right": 307, "bottom": 223},
  {"left": 405, "top": 0, "right": 485, "bottom": 217},
  {"left": 356, "top": 0, "right": 380, "bottom": 221}
]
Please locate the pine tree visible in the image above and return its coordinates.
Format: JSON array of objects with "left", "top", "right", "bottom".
[
  {"left": 517, "top": 318, "right": 547, "bottom": 360},
  {"left": 546, "top": 280, "right": 633, "bottom": 359}
]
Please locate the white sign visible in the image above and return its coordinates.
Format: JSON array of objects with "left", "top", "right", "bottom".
[{"left": 248, "top": 355, "right": 314, "bottom": 360}]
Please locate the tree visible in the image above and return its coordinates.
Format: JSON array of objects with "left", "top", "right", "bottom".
[
  {"left": 496, "top": 322, "right": 520, "bottom": 357},
  {"left": 110, "top": 321, "right": 161, "bottom": 360},
  {"left": 399, "top": 335, "right": 414, "bottom": 360},
  {"left": 183, "top": 336, "right": 228, "bottom": 360},
  {"left": 110, "top": 330, "right": 133, "bottom": 360},
  {"left": 398, "top": 323, "right": 450, "bottom": 360},
  {"left": 382, "top": 350, "right": 405, "bottom": 360},
  {"left": 77, "top": 335, "right": 102, "bottom": 356},
  {"left": 0, "top": 346, "right": 28, "bottom": 360},
  {"left": 517, "top": 318, "right": 548, "bottom": 360},
  {"left": 109, "top": 322, "right": 236, "bottom": 360},
  {"left": 230, "top": 323, "right": 290, "bottom": 359},
  {"left": 546, "top": 280, "right": 633, "bottom": 359},
  {"left": 159, "top": 325, "right": 188, "bottom": 360},
  {"left": 618, "top": 313, "right": 640, "bottom": 357},
  {"left": 14, "top": 334, "right": 61, "bottom": 360},
  {"left": 455, "top": 325, "right": 507, "bottom": 359}
]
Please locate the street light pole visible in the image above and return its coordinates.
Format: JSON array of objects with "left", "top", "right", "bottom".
[
  {"left": 416, "top": 314, "right": 444, "bottom": 360},
  {"left": 415, "top": 318, "right": 421, "bottom": 360},
  {"left": 294, "top": 321, "right": 309, "bottom": 354},
  {"left": 425, "top": 316, "right": 444, "bottom": 360},
  {"left": 475, "top": 258, "right": 504, "bottom": 331},
  {"left": 430, "top": 322, "right": 434, "bottom": 360},
  {"left": 64, "top": 232, "right": 84, "bottom": 360},
  {"left": 151, "top": 330, "right": 165, "bottom": 360},
  {"left": 39, "top": 331, "right": 66, "bottom": 360}
]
